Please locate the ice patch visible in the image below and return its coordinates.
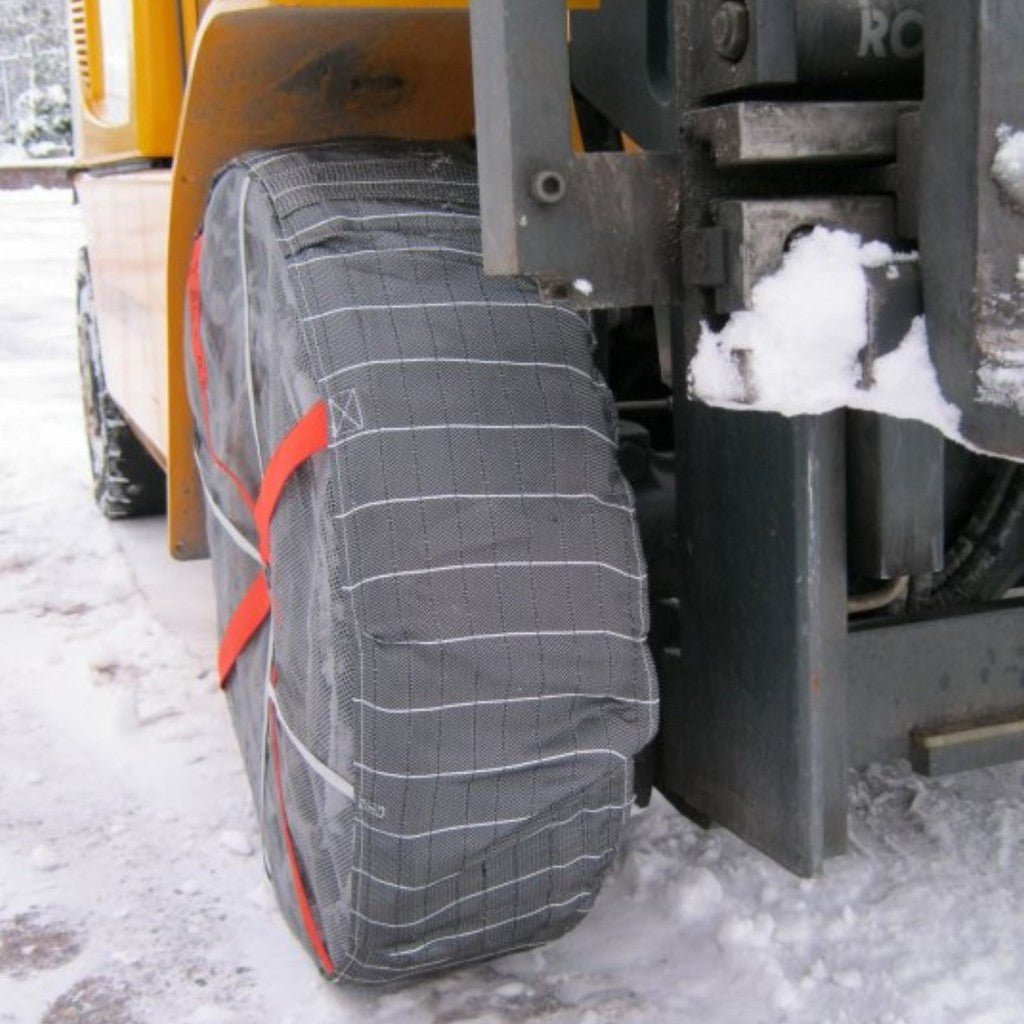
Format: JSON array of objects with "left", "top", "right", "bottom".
[
  {"left": 29, "top": 845, "right": 61, "bottom": 873},
  {"left": 833, "top": 968, "right": 865, "bottom": 991},
  {"left": 717, "top": 912, "right": 775, "bottom": 950},
  {"left": 689, "top": 228, "right": 962, "bottom": 443},
  {"left": 674, "top": 866, "right": 724, "bottom": 921},
  {"left": 185, "top": 1005, "right": 240, "bottom": 1024},
  {"left": 218, "top": 830, "right": 254, "bottom": 858},
  {"left": 494, "top": 981, "right": 528, "bottom": 998}
]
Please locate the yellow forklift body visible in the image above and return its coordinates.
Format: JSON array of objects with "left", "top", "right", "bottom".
[
  {"left": 76, "top": 168, "right": 174, "bottom": 460},
  {"left": 168, "top": 1, "right": 475, "bottom": 556},
  {"left": 71, "top": 0, "right": 184, "bottom": 164},
  {"left": 71, "top": 0, "right": 595, "bottom": 555}
]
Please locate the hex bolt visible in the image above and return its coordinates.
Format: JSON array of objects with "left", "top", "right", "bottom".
[
  {"left": 711, "top": 1, "right": 750, "bottom": 63},
  {"left": 531, "top": 170, "right": 567, "bottom": 205}
]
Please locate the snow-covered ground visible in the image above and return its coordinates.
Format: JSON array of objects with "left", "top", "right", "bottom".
[{"left": 2, "top": 189, "right": 1024, "bottom": 1024}]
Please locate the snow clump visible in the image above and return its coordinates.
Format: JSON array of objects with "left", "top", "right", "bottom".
[
  {"left": 688, "top": 227, "right": 962, "bottom": 442},
  {"left": 992, "top": 125, "right": 1024, "bottom": 211}
]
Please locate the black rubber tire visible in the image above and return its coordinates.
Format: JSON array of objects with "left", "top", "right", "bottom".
[
  {"left": 188, "top": 143, "right": 656, "bottom": 980},
  {"left": 76, "top": 248, "right": 166, "bottom": 518}
]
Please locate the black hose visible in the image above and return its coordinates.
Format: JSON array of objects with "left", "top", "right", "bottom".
[{"left": 911, "top": 465, "right": 1024, "bottom": 610}]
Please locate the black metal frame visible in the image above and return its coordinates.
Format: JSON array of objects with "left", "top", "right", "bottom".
[{"left": 468, "top": 0, "right": 1024, "bottom": 877}]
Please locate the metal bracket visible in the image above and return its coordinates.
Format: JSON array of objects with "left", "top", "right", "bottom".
[
  {"left": 686, "top": 101, "right": 901, "bottom": 168},
  {"left": 708, "top": 196, "right": 895, "bottom": 313},
  {"left": 690, "top": 0, "right": 797, "bottom": 99},
  {"left": 691, "top": 0, "right": 923, "bottom": 100},
  {"left": 469, "top": 0, "right": 681, "bottom": 308},
  {"left": 919, "top": 0, "right": 1024, "bottom": 457}
]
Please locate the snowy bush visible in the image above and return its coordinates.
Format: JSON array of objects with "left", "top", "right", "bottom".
[
  {"left": 14, "top": 84, "right": 71, "bottom": 157},
  {"left": 0, "top": 0, "right": 71, "bottom": 156}
]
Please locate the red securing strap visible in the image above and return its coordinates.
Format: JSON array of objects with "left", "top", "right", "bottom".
[
  {"left": 216, "top": 401, "right": 329, "bottom": 687},
  {"left": 217, "top": 574, "right": 270, "bottom": 686},
  {"left": 254, "top": 401, "right": 330, "bottom": 565},
  {"left": 269, "top": 705, "right": 336, "bottom": 976}
]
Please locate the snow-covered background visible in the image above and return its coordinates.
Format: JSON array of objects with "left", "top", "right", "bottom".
[
  {"left": 2, "top": 189, "right": 1024, "bottom": 1024},
  {"left": 0, "top": 1, "right": 71, "bottom": 159}
]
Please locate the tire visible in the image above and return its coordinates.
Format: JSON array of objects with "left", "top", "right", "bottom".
[
  {"left": 76, "top": 248, "right": 166, "bottom": 518},
  {"left": 188, "top": 142, "right": 656, "bottom": 982}
]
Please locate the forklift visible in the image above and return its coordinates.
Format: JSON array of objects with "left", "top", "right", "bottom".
[{"left": 70, "top": 0, "right": 1024, "bottom": 980}]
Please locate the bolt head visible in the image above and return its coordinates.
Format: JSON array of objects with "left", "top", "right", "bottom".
[
  {"left": 531, "top": 170, "right": 567, "bottom": 205},
  {"left": 712, "top": 1, "right": 750, "bottom": 63}
]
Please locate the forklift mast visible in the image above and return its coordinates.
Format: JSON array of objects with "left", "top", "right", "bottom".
[
  {"left": 470, "top": 0, "right": 1024, "bottom": 875},
  {"left": 68, "top": 1, "right": 1024, "bottom": 883}
]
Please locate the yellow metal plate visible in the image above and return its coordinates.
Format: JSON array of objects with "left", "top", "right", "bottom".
[
  {"left": 76, "top": 169, "right": 174, "bottom": 462},
  {"left": 167, "top": 0, "right": 477, "bottom": 556},
  {"left": 72, "top": 1, "right": 184, "bottom": 164}
]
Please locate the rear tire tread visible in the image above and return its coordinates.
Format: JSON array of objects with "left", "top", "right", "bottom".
[{"left": 76, "top": 247, "right": 166, "bottom": 519}]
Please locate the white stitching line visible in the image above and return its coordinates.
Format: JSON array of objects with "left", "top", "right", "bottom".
[
  {"left": 287, "top": 219, "right": 371, "bottom": 956},
  {"left": 351, "top": 850, "right": 614, "bottom": 930},
  {"left": 301, "top": 299, "right": 587, "bottom": 327},
  {"left": 373, "top": 629, "right": 645, "bottom": 647},
  {"left": 195, "top": 461, "right": 261, "bottom": 564},
  {"left": 352, "top": 693, "right": 658, "bottom": 714},
  {"left": 249, "top": 148, "right": 442, "bottom": 171},
  {"left": 278, "top": 210, "right": 480, "bottom": 244},
  {"left": 238, "top": 176, "right": 264, "bottom": 469},
  {"left": 273, "top": 177, "right": 479, "bottom": 200},
  {"left": 335, "top": 939, "right": 546, "bottom": 982},
  {"left": 340, "top": 559, "right": 647, "bottom": 593},
  {"left": 328, "top": 423, "right": 616, "bottom": 451},
  {"left": 354, "top": 748, "right": 626, "bottom": 781},
  {"left": 317, "top": 356, "right": 594, "bottom": 386},
  {"left": 291, "top": 246, "right": 482, "bottom": 269},
  {"left": 518, "top": 800, "right": 630, "bottom": 846},
  {"left": 335, "top": 490, "right": 632, "bottom": 521},
  {"left": 356, "top": 800, "right": 628, "bottom": 844},
  {"left": 331, "top": 950, "right": 452, "bottom": 975},
  {"left": 622, "top": 490, "right": 657, "bottom": 735},
  {"left": 351, "top": 866, "right": 462, "bottom": 892},
  {"left": 258, "top": 640, "right": 273, "bottom": 854},
  {"left": 388, "top": 891, "right": 594, "bottom": 959},
  {"left": 268, "top": 689, "right": 355, "bottom": 801},
  {"left": 357, "top": 815, "right": 531, "bottom": 841}
]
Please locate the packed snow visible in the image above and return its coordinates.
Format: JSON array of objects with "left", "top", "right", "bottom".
[
  {"left": 689, "top": 228, "right": 964, "bottom": 444},
  {"left": 992, "top": 126, "right": 1024, "bottom": 212},
  {"left": 2, "top": 188, "right": 1024, "bottom": 1023}
]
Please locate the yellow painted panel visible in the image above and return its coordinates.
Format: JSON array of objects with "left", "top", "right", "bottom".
[
  {"left": 72, "top": 1, "right": 185, "bottom": 164},
  {"left": 182, "top": 0, "right": 600, "bottom": 53},
  {"left": 263, "top": 0, "right": 599, "bottom": 8},
  {"left": 76, "top": 169, "right": 174, "bottom": 462},
  {"left": 167, "top": 0, "right": 477, "bottom": 556}
]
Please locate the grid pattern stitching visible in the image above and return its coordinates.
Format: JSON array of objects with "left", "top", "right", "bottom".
[{"left": 187, "top": 140, "right": 658, "bottom": 984}]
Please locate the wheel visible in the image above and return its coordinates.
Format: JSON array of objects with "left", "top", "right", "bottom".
[
  {"left": 76, "top": 248, "right": 165, "bottom": 518},
  {"left": 188, "top": 141, "right": 656, "bottom": 982}
]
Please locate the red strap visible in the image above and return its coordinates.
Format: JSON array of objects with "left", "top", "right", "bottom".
[
  {"left": 188, "top": 235, "right": 256, "bottom": 516},
  {"left": 254, "top": 401, "right": 329, "bottom": 564},
  {"left": 217, "top": 574, "right": 271, "bottom": 686},
  {"left": 216, "top": 401, "right": 329, "bottom": 686},
  {"left": 269, "top": 706, "right": 336, "bottom": 976}
]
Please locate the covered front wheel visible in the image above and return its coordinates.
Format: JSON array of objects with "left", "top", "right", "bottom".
[{"left": 186, "top": 142, "right": 657, "bottom": 982}]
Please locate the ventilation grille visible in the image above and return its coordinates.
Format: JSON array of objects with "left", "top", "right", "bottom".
[{"left": 69, "top": 0, "right": 93, "bottom": 98}]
